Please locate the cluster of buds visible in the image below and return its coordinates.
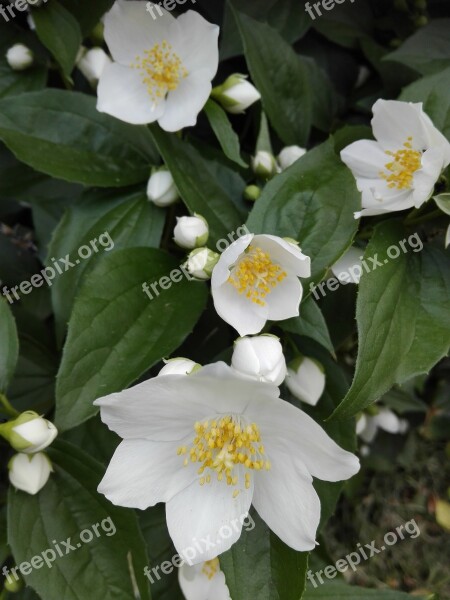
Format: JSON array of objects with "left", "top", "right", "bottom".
[{"left": 0, "top": 411, "right": 57, "bottom": 495}]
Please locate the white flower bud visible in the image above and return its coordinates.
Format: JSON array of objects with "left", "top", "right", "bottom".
[
  {"left": 77, "top": 47, "right": 111, "bottom": 87},
  {"left": 146, "top": 168, "right": 179, "bottom": 207},
  {"left": 331, "top": 247, "right": 363, "bottom": 285},
  {"left": 231, "top": 335, "right": 287, "bottom": 386},
  {"left": 357, "top": 407, "right": 408, "bottom": 443},
  {"left": 8, "top": 452, "right": 53, "bottom": 495},
  {"left": 158, "top": 358, "right": 200, "bottom": 376},
  {"left": 212, "top": 74, "right": 261, "bottom": 114},
  {"left": 252, "top": 151, "right": 277, "bottom": 179},
  {"left": 185, "top": 248, "right": 219, "bottom": 280},
  {"left": 6, "top": 44, "right": 34, "bottom": 71},
  {"left": 286, "top": 356, "right": 325, "bottom": 406},
  {"left": 173, "top": 214, "right": 209, "bottom": 250},
  {"left": 244, "top": 185, "right": 261, "bottom": 202},
  {"left": 0, "top": 411, "right": 58, "bottom": 453},
  {"left": 278, "top": 146, "right": 307, "bottom": 170}
]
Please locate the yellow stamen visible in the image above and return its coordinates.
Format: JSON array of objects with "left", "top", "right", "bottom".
[
  {"left": 379, "top": 137, "right": 422, "bottom": 190},
  {"left": 201, "top": 558, "right": 220, "bottom": 580}
]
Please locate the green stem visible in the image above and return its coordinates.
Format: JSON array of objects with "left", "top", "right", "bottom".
[{"left": 0, "top": 393, "right": 19, "bottom": 418}]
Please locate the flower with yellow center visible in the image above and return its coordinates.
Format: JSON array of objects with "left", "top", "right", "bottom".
[
  {"left": 211, "top": 234, "right": 311, "bottom": 336},
  {"left": 341, "top": 100, "right": 450, "bottom": 218},
  {"left": 179, "top": 558, "right": 231, "bottom": 600},
  {"left": 97, "top": 1, "right": 219, "bottom": 129},
  {"left": 95, "top": 363, "right": 359, "bottom": 564}
]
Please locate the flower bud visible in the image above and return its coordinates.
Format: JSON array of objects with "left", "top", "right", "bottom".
[
  {"left": 4, "top": 575, "right": 23, "bottom": 592},
  {"left": 146, "top": 167, "right": 179, "bottom": 207},
  {"left": 278, "top": 146, "right": 306, "bottom": 170},
  {"left": 286, "top": 356, "right": 325, "bottom": 406},
  {"left": 173, "top": 214, "right": 209, "bottom": 249},
  {"left": 185, "top": 247, "right": 219, "bottom": 280},
  {"left": 252, "top": 151, "right": 277, "bottom": 180},
  {"left": 0, "top": 411, "right": 58, "bottom": 453},
  {"left": 158, "top": 358, "right": 200, "bottom": 376},
  {"left": 212, "top": 74, "right": 261, "bottom": 114},
  {"left": 77, "top": 46, "right": 111, "bottom": 87},
  {"left": 231, "top": 335, "right": 287, "bottom": 386},
  {"left": 6, "top": 44, "right": 34, "bottom": 71},
  {"left": 357, "top": 408, "right": 408, "bottom": 443},
  {"left": 244, "top": 185, "right": 261, "bottom": 202},
  {"left": 8, "top": 452, "right": 53, "bottom": 495},
  {"left": 331, "top": 247, "right": 363, "bottom": 284}
]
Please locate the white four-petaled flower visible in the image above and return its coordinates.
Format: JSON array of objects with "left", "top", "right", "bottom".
[
  {"left": 341, "top": 100, "right": 450, "bottom": 218},
  {"left": 211, "top": 234, "right": 311, "bottom": 336},
  {"left": 97, "top": 0, "right": 219, "bottom": 129},
  {"left": 95, "top": 363, "right": 359, "bottom": 564}
]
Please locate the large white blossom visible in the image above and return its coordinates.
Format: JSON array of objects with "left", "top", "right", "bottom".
[
  {"left": 179, "top": 558, "right": 231, "bottom": 600},
  {"left": 211, "top": 234, "right": 311, "bottom": 336},
  {"left": 341, "top": 100, "right": 450, "bottom": 218},
  {"left": 97, "top": 0, "right": 219, "bottom": 129},
  {"left": 95, "top": 363, "right": 359, "bottom": 564}
]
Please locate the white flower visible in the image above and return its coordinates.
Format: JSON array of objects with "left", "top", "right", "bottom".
[
  {"left": 6, "top": 44, "right": 34, "bottom": 71},
  {"left": 95, "top": 362, "right": 359, "bottom": 563},
  {"left": 97, "top": 0, "right": 219, "bottom": 129},
  {"left": 179, "top": 558, "right": 231, "bottom": 600},
  {"left": 252, "top": 151, "right": 277, "bottom": 179},
  {"left": 231, "top": 335, "right": 286, "bottom": 386},
  {"left": 0, "top": 411, "right": 58, "bottom": 454},
  {"left": 8, "top": 453, "right": 53, "bottom": 495},
  {"left": 159, "top": 358, "right": 200, "bottom": 376},
  {"left": 147, "top": 168, "right": 179, "bottom": 206},
  {"left": 331, "top": 247, "right": 363, "bottom": 284},
  {"left": 357, "top": 408, "right": 408, "bottom": 444},
  {"left": 185, "top": 248, "right": 219, "bottom": 281},
  {"left": 286, "top": 357, "right": 326, "bottom": 407},
  {"left": 212, "top": 74, "right": 260, "bottom": 114},
  {"left": 278, "top": 146, "right": 307, "bottom": 170},
  {"left": 77, "top": 47, "right": 112, "bottom": 87},
  {"left": 174, "top": 215, "right": 209, "bottom": 250},
  {"left": 341, "top": 100, "right": 450, "bottom": 218},
  {"left": 211, "top": 234, "right": 311, "bottom": 336}
]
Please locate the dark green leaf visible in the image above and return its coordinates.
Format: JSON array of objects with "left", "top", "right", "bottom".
[
  {"left": 303, "top": 581, "right": 424, "bottom": 599},
  {"left": 55, "top": 248, "right": 208, "bottom": 431},
  {"left": 0, "top": 298, "right": 19, "bottom": 392},
  {"left": 279, "top": 297, "right": 334, "bottom": 355},
  {"left": 204, "top": 99, "right": 248, "bottom": 168},
  {"left": 0, "top": 90, "right": 158, "bottom": 187},
  {"left": 59, "top": 0, "right": 115, "bottom": 35}
]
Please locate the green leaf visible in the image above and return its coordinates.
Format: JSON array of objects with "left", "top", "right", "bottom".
[
  {"left": 31, "top": 1, "right": 82, "bottom": 78},
  {"left": 384, "top": 19, "right": 450, "bottom": 76},
  {"left": 204, "top": 99, "right": 248, "bottom": 168},
  {"left": 331, "top": 221, "right": 450, "bottom": 420},
  {"left": 232, "top": 8, "right": 337, "bottom": 145},
  {"left": 0, "top": 90, "right": 158, "bottom": 187},
  {"left": 0, "top": 298, "right": 19, "bottom": 392},
  {"left": 303, "top": 582, "right": 424, "bottom": 599},
  {"left": 150, "top": 126, "right": 246, "bottom": 246},
  {"left": 7, "top": 440, "right": 151, "bottom": 600},
  {"left": 46, "top": 187, "right": 165, "bottom": 345},
  {"left": 0, "top": 60, "right": 47, "bottom": 99},
  {"left": 55, "top": 248, "right": 208, "bottom": 431},
  {"left": 279, "top": 297, "right": 334, "bottom": 355},
  {"left": 59, "top": 0, "right": 115, "bottom": 35},
  {"left": 399, "top": 67, "right": 450, "bottom": 140},
  {"left": 247, "top": 139, "right": 359, "bottom": 284},
  {"left": 220, "top": 511, "right": 309, "bottom": 600},
  {"left": 311, "top": 1, "right": 373, "bottom": 48}
]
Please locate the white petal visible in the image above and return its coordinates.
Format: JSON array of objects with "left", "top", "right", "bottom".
[
  {"left": 254, "top": 235, "right": 311, "bottom": 278},
  {"left": 340, "top": 140, "right": 388, "bottom": 178},
  {"left": 157, "top": 69, "right": 213, "bottom": 132},
  {"left": 357, "top": 189, "right": 415, "bottom": 217},
  {"left": 252, "top": 446, "right": 320, "bottom": 551},
  {"left": 212, "top": 282, "right": 269, "bottom": 336},
  {"left": 211, "top": 234, "right": 253, "bottom": 288},
  {"left": 169, "top": 10, "right": 219, "bottom": 79},
  {"left": 373, "top": 408, "right": 402, "bottom": 434},
  {"left": 331, "top": 247, "right": 363, "bottom": 284},
  {"left": 265, "top": 275, "right": 303, "bottom": 321},
  {"left": 446, "top": 224, "right": 450, "bottom": 248},
  {"left": 98, "top": 438, "right": 196, "bottom": 509},
  {"left": 103, "top": 0, "right": 175, "bottom": 65},
  {"left": 179, "top": 561, "right": 231, "bottom": 600},
  {"left": 166, "top": 471, "right": 254, "bottom": 564},
  {"left": 97, "top": 63, "right": 165, "bottom": 124},
  {"left": 412, "top": 147, "right": 445, "bottom": 208},
  {"left": 246, "top": 397, "right": 360, "bottom": 482},
  {"left": 358, "top": 416, "right": 378, "bottom": 443},
  {"left": 372, "top": 100, "right": 431, "bottom": 151}
]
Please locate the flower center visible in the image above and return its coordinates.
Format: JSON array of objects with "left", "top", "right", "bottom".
[
  {"left": 227, "top": 246, "right": 287, "bottom": 306},
  {"left": 202, "top": 558, "right": 219, "bottom": 580},
  {"left": 177, "top": 416, "right": 270, "bottom": 498},
  {"left": 132, "top": 40, "right": 188, "bottom": 103},
  {"left": 380, "top": 137, "right": 422, "bottom": 190}
]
